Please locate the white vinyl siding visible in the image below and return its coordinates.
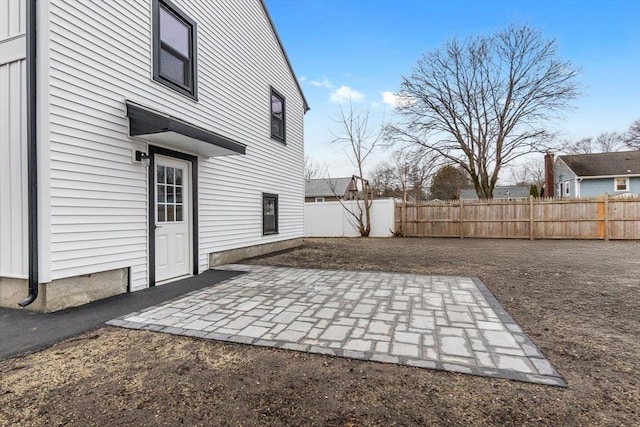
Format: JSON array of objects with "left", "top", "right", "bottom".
[
  {"left": 0, "top": 0, "right": 28, "bottom": 278},
  {"left": 0, "top": 59, "right": 28, "bottom": 278},
  {"left": 45, "top": 0, "right": 304, "bottom": 289},
  {"left": 0, "top": 0, "right": 26, "bottom": 40}
]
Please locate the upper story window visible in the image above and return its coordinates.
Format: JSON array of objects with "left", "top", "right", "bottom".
[
  {"left": 615, "top": 177, "right": 629, "bottom": 191},
  {"left": 271, "top": 88, "right": 285, "bottom": 142},
  {"left": 153, "top": 0, "right": 197, "bottom": 99}
]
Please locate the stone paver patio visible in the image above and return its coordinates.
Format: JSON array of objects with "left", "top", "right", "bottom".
[{"left": 107, "top": 265, "right": 565, "bottom": 386}]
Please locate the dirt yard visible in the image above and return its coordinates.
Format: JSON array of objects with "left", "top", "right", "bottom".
[{"left": 1, "top": 238, "right": 639, "bottom": 426}]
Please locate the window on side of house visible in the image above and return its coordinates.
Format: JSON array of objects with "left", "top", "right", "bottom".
[
  {"left": 615, "top": 177, "right": 629, "bottom": 191},
  {"left": 564, "top": 181, "right": 571, "bottom": 196},
  {"left": 263, "top": 193, "right": 278, "bottom": 235},
  {"left": 315, "top": 197, "right": 325, "bottom": 203},
  {"left": 270, "top": 88, "right": 285, "bottom": 142},
  {"left": 153, "top": 0, "right": 197, "bottom": 98}
]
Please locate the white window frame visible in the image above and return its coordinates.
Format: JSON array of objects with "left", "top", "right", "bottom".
[
  {"left": 564, "top": 181, "right": 571, "bottom": 196},
  {"left": 614, "top": 177, "right": 629, "bottom": 192},
  {"left": 315, "top": 197, "right": 325, "bottom": 203}
]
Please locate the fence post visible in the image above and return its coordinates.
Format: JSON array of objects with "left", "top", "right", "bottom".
[
  {"left": 604, "top": 195, "right": 609, "bottom": 241},
  {"left": 529, "top": 195, "right": 534, "bottom": 240},
  {"left": 459, "top": 198, "right": 464, "bottom": 239},
  {"left": 402, "top": 201, "right": 407, "bottom": 237}
]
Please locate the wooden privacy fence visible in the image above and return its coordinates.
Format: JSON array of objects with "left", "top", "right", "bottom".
[{"left": 395, "top": 196, "right": 640, "bottom": 240}]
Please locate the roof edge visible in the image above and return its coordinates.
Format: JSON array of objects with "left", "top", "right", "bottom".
[{"left": 260, "top": 0, "right": 309, "bottom": 113}]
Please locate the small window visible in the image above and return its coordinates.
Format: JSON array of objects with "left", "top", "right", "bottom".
[
  {"left": 315, "top": 197, "right": 325, "bottom": 203},
  {"left": 263, "top": 193, "right": 278, "bottom": 235},
  {"left": 153, "top": 0, "right": 197, "bottom": 98},
  {"left": 564, "top": 181, "right": 570, "bottom": 196},
  {"left": 615, "top": 177, "right": 629, "bottom": 192},
  {"left": 270, "top": 88, "right": 285, "bottom": 142}
]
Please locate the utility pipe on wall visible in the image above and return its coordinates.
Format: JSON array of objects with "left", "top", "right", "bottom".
[{"left": 19, "top": 0, "right": 39, "bottom": 307}]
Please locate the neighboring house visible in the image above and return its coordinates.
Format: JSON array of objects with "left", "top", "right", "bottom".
[
  {"left": 553, "top": 151, "right": 640, "bottom": 198},
  {"left": 0, "top": 0, "right": 308, "bottom": 311},
  {"left": 305, "top": 177, "right": 358, "bottom": 202},
  {"left": 459, "top": 186, "right": 531, "bottom": 200}
]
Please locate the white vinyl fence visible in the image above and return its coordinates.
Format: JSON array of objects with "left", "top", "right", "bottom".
[{"left": 304, "top": 199, "right": 396, "bottom": 237}]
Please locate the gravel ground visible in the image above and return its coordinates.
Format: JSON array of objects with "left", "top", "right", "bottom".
[{"left": 1, "top": 237, "right": 638, "bottom": 426}]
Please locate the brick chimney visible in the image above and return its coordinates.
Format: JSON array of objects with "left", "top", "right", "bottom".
[{"left": 544, "top": 152, "right": 554, "bottom": 197}]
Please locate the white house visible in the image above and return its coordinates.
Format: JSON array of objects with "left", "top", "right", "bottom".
[{"left": 0, "top": 0, "right": 308, "bottom": 311}]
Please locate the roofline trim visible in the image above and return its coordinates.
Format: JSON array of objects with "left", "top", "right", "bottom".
[
  {"left": 578, "top": 174, "right": 640, "bottom": 180},
  {"left": 260, "top": 0, "right": 309, "bottom": 113}
]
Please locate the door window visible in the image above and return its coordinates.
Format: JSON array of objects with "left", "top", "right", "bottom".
[{"left": 157, "top": 165, "right": 184, "bottom": 222}]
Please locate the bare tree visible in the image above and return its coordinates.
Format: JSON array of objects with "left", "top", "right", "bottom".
[
  {"left": 304, "top": 155, "right": 324, "bottom": 180},
  {"left": 508, "top": 158, "right": 544, "bottom": 187},
  {"left": 623, "top": 118, "right": 640, "bottom": 150},
  {"left": 388, "top": 25, "right": 580, "bottom": 199},
  {"left": 370, "top": 162, "right": 398, "bottom": 198},
  {"left": 566, "top": 132, "right": 623, "bottom": 154},
  {"left": 407, "top": 148, "right": 439, "bottom": 202},
  {"left": 565, "top": 137, "right": 595, "bottom": 154},
  {"left": 596, "top": 132, "right": 624, "bottom": 152},
  {"left": 524, "top": 158, "right": 545, "bottom": 190},
  {"left": 508, "top": 164, "right": 530, "bottom": 186},
  {"left": 331, "top": 103, "right": 384, "bottom": 237},
  {"left": 393, "top": 149, "right": 412, "bottom": 205}
]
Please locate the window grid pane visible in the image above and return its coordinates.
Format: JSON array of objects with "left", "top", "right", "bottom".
[
  {"left": 157, "top": 166, "right": 185, "bottom": 223},
  {"left": 157, "top": 166, "right": 165, "bottom": 184},
  {"left": 159, "top": 48, "right": 187, "bottom": 86},
  {"left": 159, "top": 5, "right": 190, "bottom": 56},
  {"left": 263, "top": 194, "right": 278, "bottom": 234},
  {"left": 270, "top": 90, "right": 285, "bottom": 140}
]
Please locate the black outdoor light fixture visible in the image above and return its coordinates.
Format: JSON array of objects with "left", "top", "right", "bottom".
[{"left": 135, "top": 150, "right": 150, "bottom": 161}]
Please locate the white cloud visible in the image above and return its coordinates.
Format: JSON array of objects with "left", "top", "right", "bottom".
[
  {"left": 299, "top": 75, "right": 307, "bottom": 82},
  {"left": 330, "top": 85, "right": 365, "bottom": 103},
  {"left": 309, "top": 78, "right": 335, "bottom": 88},
  {"left": 381, "top": 91, "right": 415, "bottom": 108}
]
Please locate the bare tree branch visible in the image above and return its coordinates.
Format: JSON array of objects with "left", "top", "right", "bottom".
[
  {"left": 388, "top": 25, "right": 580, "bottom": 198},
  {"left": 623, "top": 118, "right": 640, "bottom": 150},
  {"left": 330, "top": 103, "right": 384, "bottom": 236}
]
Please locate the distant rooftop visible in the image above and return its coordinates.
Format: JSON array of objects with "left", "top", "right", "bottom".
[
  {"left": 460, "top": 185, "right": 531, "bottom": 200},
  {"left": 305, "top": 177, "right": 354, "bottom": 197}
]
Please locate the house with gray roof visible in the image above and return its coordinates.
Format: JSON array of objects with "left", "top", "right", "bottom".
[
  {"left": 459, "top": 185, "right": 531, "bottom": 200},
  {"left": 554, "top": 151, "right": 640, "bottom": 198},
  {"left": 305, "top": 177, "right": 358, "bottom": 202}
]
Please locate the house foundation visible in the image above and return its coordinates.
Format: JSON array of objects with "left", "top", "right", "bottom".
[
  {"left": 0, "top": 268, "right": 128, "bottom": 312},
  {"left": 209, "top": 238, "right": 303, "bottom": 266}
]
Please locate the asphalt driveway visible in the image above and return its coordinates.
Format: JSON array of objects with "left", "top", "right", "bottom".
[{"left": 0, "top": 269, "right": 242, "bottom": 360}]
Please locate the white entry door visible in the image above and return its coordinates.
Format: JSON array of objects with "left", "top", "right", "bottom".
[{"left": 155, "top": 155, "right": 191, "bottom": 283}]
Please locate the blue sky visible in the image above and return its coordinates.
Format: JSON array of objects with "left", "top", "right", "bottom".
[{"left": 265, "top": 0, "right": 640, "bottom": 178}]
